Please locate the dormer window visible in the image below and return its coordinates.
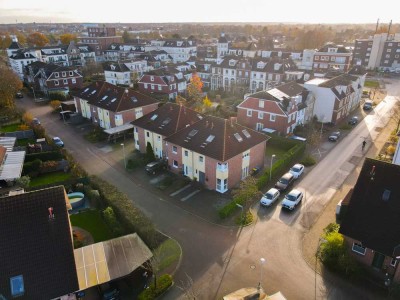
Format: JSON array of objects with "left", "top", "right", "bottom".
[
  {"left": 150, "top": 76, "right": 154, "bottom": 81},
  {"left": 55, "top": 72, "right": 59, "bottom": 78},
  {"left": 62, "top": 72, "right": 66, "bottom": 77},
  {"left": 111, "top": 65, "right": 116, "bottom": 70}
]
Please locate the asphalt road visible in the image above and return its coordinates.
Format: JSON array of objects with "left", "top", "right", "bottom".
[{"left": 16, "top": 79, "right": 400, "bottom": 300}]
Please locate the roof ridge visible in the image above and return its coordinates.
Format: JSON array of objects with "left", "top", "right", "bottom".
[
  {"left": 115, "top": 85, "right": 127, "bottom": 112},
  {"left": 222, "top": 119, "right": 228, "bottom": 162},
  {"left": 174, "top": 104, "right": 183, "bottom": 133}
]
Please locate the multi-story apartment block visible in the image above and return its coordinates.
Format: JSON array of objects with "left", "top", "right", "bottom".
[
  {"left": 353, "top": 33, "right": 400, "bottom": 71},
  {"left": 150, "top": 39, "right": 197, "bottom": 63},
  {"left": 313, "top": 43, "right": 352, "bottom": 73}
]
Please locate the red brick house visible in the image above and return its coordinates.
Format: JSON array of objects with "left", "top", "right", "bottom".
[
  {"left": 73, "top": 81, "right": 159, "bottom": 129},
  {"left": 25, "top": 62, "right": 83, "bottom": 97},
  {"left": 339, "top": 158, "right": 400, "bottom": 284},
  {"left": 164, "top": 115, "right": 268, "bottom": 193},
  {"left": 237, "top": 82, "right": 311, "bottom": 135},
  {"left": 131, "top": 103, "right": 203, "bottom": 159},
  {"left": 138, "top": 69, "right": 178, "bottom": 100},
  {"left": 313, "top": 43, "right": 352, "bottom": 73}
]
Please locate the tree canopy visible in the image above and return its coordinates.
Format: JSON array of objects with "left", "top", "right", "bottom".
[
  {"left": 27, "top": 32, "right": 49, "bottom": 47},
  {"left": 0, "top": 65, "right": 23, "bottom": 112},
  {"left": 60, "top": 33, "right": 77, "bottom": 45}
]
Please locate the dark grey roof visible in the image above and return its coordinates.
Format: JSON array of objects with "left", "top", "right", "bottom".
[
  {"left": 8, "top": 41, "right": 22, "bottom": 50},
  {"left": 317, "top": 43, "right": 349, "bottom": 53},
  {"left": 339, "top": 159, "right": 400, "bottom": 257},
  {"left": 103, "top": 61, "right": 130, "bottom": 72},
  {"left": 73, "top": 81, "right": 158, "bottom": 112},
  {"left": 165, "top": 115, "right": 268, "bottom": 162},
  {"left": 348, "top": 65, "right": 367, "bottom": 76},
  {"left": 131, "top": 103, "right": 203, "bottom": 136},
  {"left": 0, "top": 186, "right": 79, "bottom": 300},
  {"left": 10, "top": 49, "right": 36, "bottom": 60},
  {"left": 275, "top": 81, "right": 305, "bottom": 97},
  {"left": 318, "top": 73, "right": 358, "bottom": 88}
]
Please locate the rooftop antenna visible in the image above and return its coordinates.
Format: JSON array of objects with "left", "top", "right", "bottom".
[{"left": 375, "top": 18, "right": 380, "bottom": 34}]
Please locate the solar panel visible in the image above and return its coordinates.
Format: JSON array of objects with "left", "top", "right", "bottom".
[
  {"left": 10, "top": 275, "right": 24, "bottom": 297},
  {"left": 150, "top": 114, "right": 158, "bottom": 121},
  {"left": 188, "top": 129, "right": 198, "bottom": 137}
]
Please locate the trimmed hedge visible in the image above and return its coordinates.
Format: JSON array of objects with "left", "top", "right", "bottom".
[
  {"left": 25, "top": 151, "right": 63, "bottom": 163},
  {"left": 23, "top": 159, "right": 42, "bottom": 176},
  {"left": 89, "top": 175, "right": 165, "bottom": 249},
  {"left": 138, "top": 274, "right": 173, "bottom": 300}
]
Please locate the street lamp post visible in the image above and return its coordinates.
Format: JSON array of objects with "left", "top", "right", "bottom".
[
  {"left": 258, "top": 257, "right": 266, "bottom": 291},
  {"left": 121, "top": 143, "right": 126, "bottom": 168},
  {"left": 315, "top": 238, "right": 327, "bottom": 300},
  {"left": 31, "top": 87, "right": 36, "bottom": 101},
  {"left": 270, "top": 154, "right": 276, "bottom": 181},
  {"left": 236, "top": 203, "right": 244, "bottom": 225}
]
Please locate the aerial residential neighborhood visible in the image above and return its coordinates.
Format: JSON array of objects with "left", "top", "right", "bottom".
[{"left": 1, "top": 4, "right": 400, "bottom": 300}]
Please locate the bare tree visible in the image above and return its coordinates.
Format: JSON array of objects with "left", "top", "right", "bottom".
[{"left": 177, "top": 273, "right": 198, "bottom": 299}]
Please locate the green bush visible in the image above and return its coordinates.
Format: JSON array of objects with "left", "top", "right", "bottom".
[
  {"left": 138, "top": 274, "right": 173, "bottom": 300},
  {"left": 300, "top": 155, "right": 316, "bottom": 167},
  {"left": 23, "top": 159, "right": 42, "bottom": 176},
  {"left": 25, "top": 151, "right": 63, "bottom": 162},
  {"left": 39, "top": 160, "right": 59, "bottom": 173},
  {"left": 102, "top": 206, "right": 125, "bottom": 237},
  {"left": 127, "top": 158, "right": 142, "bottom": 169},
  {"left": 339, "top": 124, "right": 352, "bottom": 130},
  {"left": 236, "top": 211, "right": 253, "bottom": 226},
  {"left": 89, "top": 175, "right": 165, "bottom": 249}
]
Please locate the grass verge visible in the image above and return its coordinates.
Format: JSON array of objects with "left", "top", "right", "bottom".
[
  {"left": 70, "top": 209, "right": 113, "bottom": 243},
  {"left": 154, "top": 238, "right": 181, "bottom": 273},
  {"left": 0, "top": 123, "right": 21, "bottom": 133}
]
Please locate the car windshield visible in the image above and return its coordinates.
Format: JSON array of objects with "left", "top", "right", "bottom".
[
  {"left": 291, "top": 167, "right": 300, "bottom": 172},
  {"left": 265, "top": 193, "right": 273, "bottom": 200},
  {"left": 286, "top": 194, "right": 296, "bottom": 201},
  {"left": 279, "top": 178, "right": 288, "bottom": 184}
]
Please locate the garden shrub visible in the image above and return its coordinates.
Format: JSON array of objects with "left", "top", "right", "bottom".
[
  {"left": 23, "top": 159, "right": 42, "bottom": 176},
  {"left": 102, "top": 206, "right": 125, "bottom": 236},
  {"left": 25, "top": 151, "right": 63, "bottom": 162},
  {"left": 387, "top": 145, "right": 396, "bottom": 156},
  {"left": 300, "top": 155, "right": 316, "bottom": 166},
  {"left": 127, "top": 158, "right": 142, "bottom": 169},
  {"left": 137, "top": 274, "right": 173, "bottom": 300},
  {"left": 89, "top": 175, "right": 165, "bottom": 249},
  {"left": 50, "top": 100, "right": 62, "bottom": 111}
]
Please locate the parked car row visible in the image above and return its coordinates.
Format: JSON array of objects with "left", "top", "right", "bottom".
[{"left": 260, "top": 163, "right": 305, "bottom": 211}]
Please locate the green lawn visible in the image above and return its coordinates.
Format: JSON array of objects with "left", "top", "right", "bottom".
[
  {"left": 265, "top": 145, "right": 288, "bottom": 160},
  {"left": 29, "top": 171, "right": 72, "bottom": 187},
  {"left": 364, "top": 80, "right": 380, "bottom": 88},
  {"left": 0, "top": 123, "right": 21, "bottom": 133},
  {"left": 154, "top": 238, "right": 182, "bottom": 273},
  {"left": 17, "top": 138, "right": 36, "bottom": 146},
  {"left": 70, "top": 210, "right": 113, "bottom": 243}
]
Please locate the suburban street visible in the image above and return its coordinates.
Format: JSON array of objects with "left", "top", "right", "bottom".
[{"left": 16, "top": 78, "right": 400, "bottom": 299}]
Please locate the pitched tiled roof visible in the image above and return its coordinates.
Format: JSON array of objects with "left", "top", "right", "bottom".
[
  {"left": 317, "top": 43, "right": 349, "bottom": 53},
  {"left": 0, "top": 186, "right": 79, "bottom": 300},
  {"left": 73, "top": 81, "right": 158, "bottom": 112},
  {"left": 274, "top": 81, "right": 305, "bottom": 97},
  {"left": 103, "top": 61, "right": 130, "bottom": 72},
  {"left": 165, "top": 115, "right": 268, "bottom": 161},
  {"left": 318, "top": 74, "right": 358, "bottom": 88},
  {"left": 131, "top": 103, "right": 203, "bottom": 136},
  {"left": 10, "top": 49, "right": 36, "bottom": 60},
  {"left": 339, "top": 159, "right": 400, "bottom": 257}
]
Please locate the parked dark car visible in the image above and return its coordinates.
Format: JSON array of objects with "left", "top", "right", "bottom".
[
  {"left": 275, "top": 172, "right": 295, "bottom": 191},
  {"left": 145, "top": 160, "right": 166, "bottom": 174},
  {"left": 15, "top": 92, "right": 24, "bottom": 98},
  {"left": 363, "top": 100, "right": 373, "bottom": 111},
  {"left": 348, "top": 116, "right": 359, "bottom": 125},
  {"left": 328, "top": 131, "right": 341, "bottom": 142}
]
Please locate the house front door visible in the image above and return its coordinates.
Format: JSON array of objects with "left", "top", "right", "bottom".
[
  {"left": 372, "top": 252, "right": 385, "bottom": 270},
  {"left": 198, "top": 171, "right": 205, "bottom": 184}
]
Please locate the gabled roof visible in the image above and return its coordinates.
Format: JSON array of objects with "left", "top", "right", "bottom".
[
  {"left": 10, "top": 49, "right": 36, "bottom": 60},
  {"left": 274, "top": 81, "right": 305, "bottom": 97},
  {"left": 73, "top": 81, "right": 158, "bottom": 112},
  {"left": 318, "top": 74, "right": 358, "bottom": 88},
  {"left": 8, "top": 41, "right": 22, "bottom": 50},
  {"left": 0, "top": 186, "right": 79, "bottom": 299},
  {"left": 103, "top": 61, "right": 130, "bottom": 72},
  {"left": 131, "top": 103, "right": 203, "bottom": 136},
  {"left": 164, "top": 115, "right": 268, "bottom": 162},
  {"left": 339, "top": 159, "right": 400, "bottom": 257}
]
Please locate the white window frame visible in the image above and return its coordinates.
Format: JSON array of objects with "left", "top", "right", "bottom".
[
  {"left": 150, "top": 76, "right": 154, "bottom": 81},
  {"left": 199, "top": 156, "right": 204, "bottom": 163},
  {"left": 69, "top": 71, "right": 73, "bottom": 76},
  {"left": 352, "top": 242, "right": 366, "bottom": 255},
  {"left": 391, "top": 258, "right": 397, "bottom": 267},
  {"left": 173, "top": 160, "right": 178, "bottom": 168},
  {"left": 55, "top": 72, "right": 59, "bottom": 78},
  {"left": 55, "top": 80, "right": 59, "bottom": 86},
  {"left": 258, "top": 112, "right": 263, "bottom": 119},
  {"left": 247, "top": 110, "right": 252, "bottom": 117},
  {"left": 72, "top": 78, "right": 76, "bottom": 84},
  {"left": 172, "top": 146, "right": 177, "bottom": 154},
  {"left": 144, "top": 83, "right": 148, "bottom": 88},
  {"left": 184, "top": 150, "right": 188, "bottom": 157},
  {"left": 270, "top": 114, "right": 276, "bottom": 122},
  {"left": 63, "top": 79, "right": 68, "bottom": 84},
  {"left": 259, "top": 100, "right": 264, "bottom": 108}
]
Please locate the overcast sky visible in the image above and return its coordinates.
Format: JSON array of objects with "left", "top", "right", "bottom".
[{"left": 0, "top": 0, "right": 398, "bottom": 24}]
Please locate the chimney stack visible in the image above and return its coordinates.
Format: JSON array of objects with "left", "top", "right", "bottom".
[{"left": 48, "top": 207, "right": 55, "bottom": 220}]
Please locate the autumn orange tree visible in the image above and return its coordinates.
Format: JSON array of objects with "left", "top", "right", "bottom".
[
  {"left": 0, "top": 65, "right": 23, "bottom": 112},
  {"left": 187, "top": 73, "right": 204, "bottom": 110},
  {"left": 60, "top": 33, "right": 77, "bottom": 45},
  {"left": 27, "top": 32, "right": 49, "bottom": 47}
]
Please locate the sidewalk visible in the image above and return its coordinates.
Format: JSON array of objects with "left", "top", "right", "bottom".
[{"left": 302, "top": 112, "right": 395, "bottom": 299}]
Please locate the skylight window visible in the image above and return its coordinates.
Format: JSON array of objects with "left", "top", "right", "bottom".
[
  {"left": 162, "top": 117, "right": 171, "bottom": 125},
  {"left": 102, "top": 95, "right": 108, "bottom": 101},
  {"left": 206, "top": 135, "right": 215, "bottom": 143},
  {"left": 10, "top": 275, "right": 24, "bottom": 297},
  {"left": 234, "top": 133, "right": 243, "bottom": 142},
  {"left": 383, "top": 189, "right": 391, "bottom": 202},
  {"left": 150, "top": 114, "right": 158, "bottom": 121},
  {"left": 83, "top": 88, "right": 89, "bottom": 93},
  {"left": 188, "top": 129, "right": 198, "bottom": 137},
  {"left": 242, "top": 129, "right": 251, "bottom": 138},
  {"left": 131, "top": 96, "right": 138, "bottom": 102},
  {"left": 111, "top": 98, "right": 117, "bottom": 102},
  {"left": 91, "top": 90, "right": 97, "bottom": 95}
]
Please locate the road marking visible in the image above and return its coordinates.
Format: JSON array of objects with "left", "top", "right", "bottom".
[
  {"left": 181, "top": 190, "right": 201, "bottom": 201},
  {"left": 170, "top": 184, "right": 191, "bottom": 196}
]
